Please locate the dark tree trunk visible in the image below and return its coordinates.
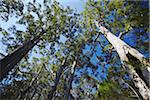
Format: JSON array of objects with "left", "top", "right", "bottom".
[
  {"left": 47, "top": 59, "right": 67, "bottom": 100},
  {"left": 65, "top": 60, "right": 77, "bottom": 100},
  {"left": 0, "top": 32, "right": 44, "bottom": 80}
]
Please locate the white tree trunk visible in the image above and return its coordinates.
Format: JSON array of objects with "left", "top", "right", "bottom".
[{"left": 96, "top": 22, "right": 150, "bottom": 99}]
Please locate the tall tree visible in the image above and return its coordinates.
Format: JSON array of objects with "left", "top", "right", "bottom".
[
  {"left": 82, "top": 0, "right": 150, "bottom": 99},
  {"left": 0, "top": 31, "right": 44, "bottom": 80},
  {"left": 65, "top": 57, "right": 77, "bottom": 100},
  {"left": 97, "top": 25, "right": 150, "bottom": 99},
  {"left": 47, "top": 58, "right": 67, "bottom": 99},
  {"left": 0, "top": 0, "right": 149, "bottom": 99},
  {"left": 0, "top": 0, "right": 78, "bottom": 80}
]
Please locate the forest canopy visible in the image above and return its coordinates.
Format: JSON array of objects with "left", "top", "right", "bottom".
[{"left": 0, "top": 0, "right": 149, "bottom": 100}]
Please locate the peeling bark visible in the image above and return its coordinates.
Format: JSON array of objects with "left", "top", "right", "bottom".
[{"left": 95, "top": 21, "right": 150, "bottom": 99}]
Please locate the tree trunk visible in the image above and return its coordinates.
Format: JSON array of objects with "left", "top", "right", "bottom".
[
  {"left": 47, "top": 59, "right": 67, "bottom": 100},
  {"left": 17, "top": 63, "right": 44, "bottom": 100},
  {"left": 65, "top": 60, "right": 77, "bottom": 100},
  {"left": 96, "top": 21, "right": 150, "bottom": 99},
  {"left": 0, "top": 32, "right": 45, "bottom": 80}
]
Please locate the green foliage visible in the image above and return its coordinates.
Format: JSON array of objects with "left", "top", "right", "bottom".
[
  {"left": 95, "top": 81, "right": 131, "bottom": 100},
  {"left": 83, "top": 0, "right": 149, "bottom": 33},
  {"left": 94, "top": 65, "right": 139, "bottom": 100},
  {"left": 0, "top": 0, "right": 24, "bottom": 21},
  {"left": 0, "top": 0, "right": 149, "bottom": 99}
]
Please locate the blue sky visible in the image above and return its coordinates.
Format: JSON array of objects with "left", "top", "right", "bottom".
[
  {"left": 0, "top": 1, "right": 149, "bottom": 95},
  {"left": 0, "top": 0, "right": 86, "bottom": 55},
  {"left": 0, "top": 0, "right": 148, "bottom": 83},
  {"left": 57, "top": 0, "right": 86, "bottom": 12},
  {"left": 0, "top": 0, "right": 87, "bottom": 60}
]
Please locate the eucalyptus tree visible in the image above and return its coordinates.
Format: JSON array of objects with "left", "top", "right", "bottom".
[
  {"left": 0, "top": 0, "right": 149, "bottom": 99},
  {"left": 0, "top": 0, "right": 78, "bottom": 80},
  {"left": 82, "top": 0, "right": 149, "bottom": 99},
  {"left": 0, "top": 0, "right": 84, "bottom": 99},
  {"left": 47, "top": 15, "right": 99, "bottom": 99},
  {"left": 62, "top": 25, "right": 107, "bottom": 99},
  {"left": 0, "top": 57, "right": 50, "bottom": 99},
  {"left": 47, "top": 58, "right": 67, "bottom": 99}
]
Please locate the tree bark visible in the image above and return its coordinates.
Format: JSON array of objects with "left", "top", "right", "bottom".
[
  {"left": 47, "top": 58, "right": 67, "bottom": 100},
  {"left": 95, "top": 21, "right": 150, "bottom": 99},
  {"left": 17, "top": 64, "right": 44, "bottom": 100},
  {"left": 0, "top": 31, "right": 45, "bottom": 80},
  {"left": 65, "top": 60, "right": 77, "bottom": 100}
]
